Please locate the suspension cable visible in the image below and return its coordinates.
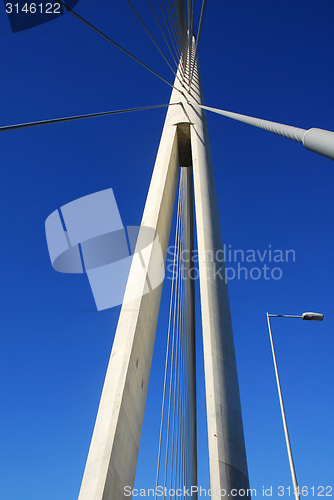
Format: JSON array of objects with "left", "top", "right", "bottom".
[
  {"left": 154, "top": 166, "right": 196, "bottom": 498},
  {"left": 56, "top": 0, "right": 176, "bottom": 90},
  {"left": 171, "top": 183, "right": 186, "bottom": 493},
  {"left": 189, "top": 0, "right": 207, "bottom": 87},
  {"left": 167, "top": 0, "right": 179, "bottom": 46},
  {"left": 169, "top": 237, "right": 183, "bottom": 493},
  {"left": 163, "top": 0, "right": 181, "bottom": 57},
  {"left": 147, "top": 0, "right": 179, "bottom": 69},
  {"left": 125, "top": 0, "right": 188, "bottom": 92},
  {"left": 154, "top": 175, "right": 183, "bottom": 500},
  {"left": 178, "top": 171, "right": 186, "bottom": 496},
  {"left": 187, "top": 0, "right": 191, "bottom": 36},
  {"left": 0, "top": 103, "right": 181, "bottom": 133},
  {"left": 162, "top": 177, "right": 184, "bottom": 499},
  {"left": 190, "top": 0, "right": 195, "bottom": 39},
  {"left": 193, "top": 0, "right": 206, "bottom": 59},
  {"left": 125, "top": 0, "right": 178, "bottom": 75},
  {"left": 174, "top": 290, "right": 184, "bottom": 493},
  {"left": 157, "top": 0, "right": 180, "bottom": 62}
]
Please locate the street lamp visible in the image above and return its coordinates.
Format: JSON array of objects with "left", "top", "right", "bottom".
[{"left": 266, "top": 312, "right": 324, "bottom": 500}]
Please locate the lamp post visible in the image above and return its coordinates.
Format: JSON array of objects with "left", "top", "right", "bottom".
[{"left": 266, "top": 312, "right": 324, "bottom": 500}]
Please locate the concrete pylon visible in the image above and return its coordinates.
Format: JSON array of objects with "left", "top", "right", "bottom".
[
  {"left": 188, "top": 50, "right": 250, "bottom": 498},
  {"left": 77, "top": 41, "right": 249, "bottom": 500}
]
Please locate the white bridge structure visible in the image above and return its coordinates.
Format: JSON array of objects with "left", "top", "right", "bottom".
[
  {"left": 2, "top": 1, "right": 333, "bottom": 499},
  {"left": 76, "top": 33, "right": 251, "bottom": 500}
]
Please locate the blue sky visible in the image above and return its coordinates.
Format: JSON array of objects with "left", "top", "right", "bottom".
[{"left": 1, "top": 1, "right": 334, "bottom": 499}]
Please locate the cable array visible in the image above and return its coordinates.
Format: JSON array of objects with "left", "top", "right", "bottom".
[
  {"left": 126, "top": 0, "right": 178, "bottom": 79},
  {"left": 1, "top": 2, "right": 208, "bottom": 132},
  {"left": 154, "top": 168, "right": 195, "bottom": 499},
  {"left": 57, "top": 0, "right": 205, "bottom": 92}
]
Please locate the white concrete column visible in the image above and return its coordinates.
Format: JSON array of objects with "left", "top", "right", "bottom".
[
  {"left": 191, "top": 112, "right": 250, "bottom": 498},
  {"left": 183, "top": 45, "right": 250, "bottom": 498},
  {"left": 77, "top": 84, "right": 183, "bottom": 500}
]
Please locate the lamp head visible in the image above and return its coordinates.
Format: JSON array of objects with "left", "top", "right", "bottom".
[{"left": 302, "top": 312, "right": 324, "bottom": 321}]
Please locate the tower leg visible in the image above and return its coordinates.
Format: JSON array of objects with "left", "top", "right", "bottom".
[
  {"left": 190, "top": 81, "right": 250, "bottom": 499},
  {"left": 78, "top": 110, "right": 180, "bottom": 500},
  {"left": 182, "top": 166, "right": 197, "bottom": 495}
]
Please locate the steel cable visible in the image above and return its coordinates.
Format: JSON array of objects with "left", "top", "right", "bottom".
[
  {"left": 125, "top": 0, "right": 178, "bottom": 75},
  {"left": 189, "top": 0, "right": 207, "bottom": 88},
  {"left": 0, "top": 103, "right": 181, "bottom": 133},
  {"left": 190, "top": 0, "right": 195, "bottom": 38},
  {"left": 167, "top": 0, "right": 179, "bottom": 45},
  {"left": 155, "top": 166, "right": 196, "bottom": 499},
  {"left": 169, "top": 233, "right": 183, "bottom": 494},
  {"left": 154, "top": 176, "right": 183, "bottom": 500},
  {"left": 163, "top": 177, "right": 184, "bottom": 499},
  {"left": 163, "top": 0, "right": 181, "bottom": 56},
  {"left": 125, "top": 0, "right": 189, "bottom": 92},
  {"left": 157, "top": 0, "right": 180, "bottom": 62},
  {"left": 171, "top": 176, "right": 185, "bottom": 495},
  {"left": 57, "top": 0, "right": 178, "bottom": 91},
  {"left": 147, "top": 0, "right": 179, "bottom": 69}
]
